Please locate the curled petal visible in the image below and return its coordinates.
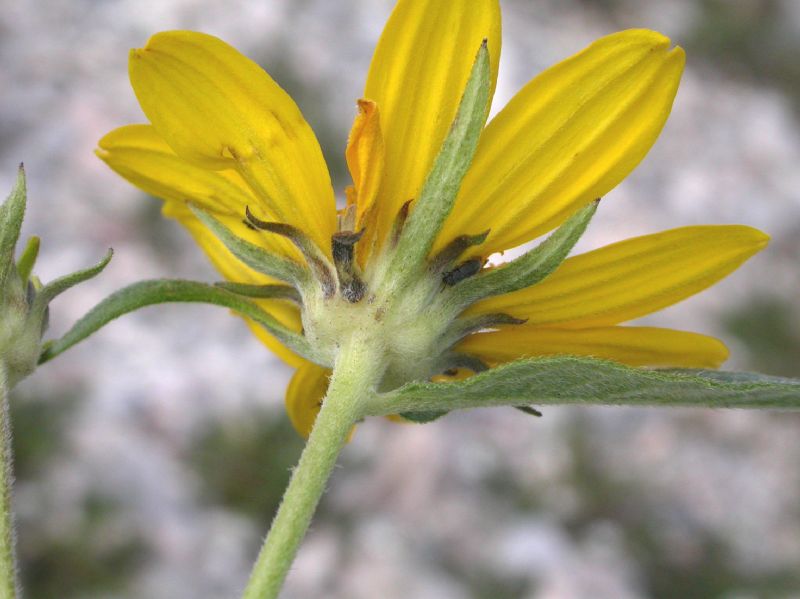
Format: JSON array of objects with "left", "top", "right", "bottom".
[
  {"left": 345, "top": 99, "right": 385, "bottom": 264},
  {"left": 345, "top": 99, "right": 385, "bottom": 231}
]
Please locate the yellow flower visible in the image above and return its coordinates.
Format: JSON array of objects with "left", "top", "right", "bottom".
[{"left": 97, "top": 1, "right": 767, "bottom": 437}]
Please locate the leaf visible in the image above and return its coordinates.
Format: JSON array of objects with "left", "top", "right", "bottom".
[
  {"left": 365, "top": 356, "right": 800, "bottom": 417},
  {"left": 38, "top": 279, "right": 313, "bottom": 364},
  {"left": 389, "top": 41, "right": 492, "bottom": 281},
  {"left": 448, "top": 201, "right": 597, "bottom": 309}
]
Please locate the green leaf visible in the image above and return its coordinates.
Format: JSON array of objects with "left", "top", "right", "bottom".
[
  {"left": 192, "top": 207, "right": 306, "bottom": 287},
  {"left": 448, "top": 201, "right": 597, "bottom": 309},
  {"left": 38, "top": 279, "right": 313, "bottom": 364},
  {"left": 365, "top": 356, "right": 800, "bottom": 417},
  {"left": 0, "top": 165, "right": 26, "bottom": 284},
  {"left": 390, "top": 41, "right": 492, "bottom": 279}
]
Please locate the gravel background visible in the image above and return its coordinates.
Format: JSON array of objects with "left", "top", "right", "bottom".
[{"left": 2, "top": 1, "right": 800, "bottom": 597}]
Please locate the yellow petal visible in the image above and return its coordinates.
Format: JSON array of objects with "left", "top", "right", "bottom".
[
  {"left": 471, "top": 225, "right": 769, "bottom": 327},
  {"left": 164, "top": 201, "right": 306, "bottom": 368},
  {"left": 459, "top": 325, "right": 729, "bottom": 368},
  {"left": 345, "top": 99, "right": 385, "bottom": 263},
  {"left": 128, "top": 31, "right": 336, "bottom": 256},
  {"left": 437, "top": 29, "right": 685, "bottom": 255},
  {"left": 97, "top": 124, "right": 296, "bottom": 259},
  {"left": 364, "top": 0, "right": 501, "bottom": 249},
  {"left": 285, "top": 362, "right": 331, "bottom": 438}
]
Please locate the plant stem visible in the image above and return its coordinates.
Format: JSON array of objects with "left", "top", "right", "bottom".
[
  {"left": 0, "top": 363, "right": 18, "bottom": 599},
  {"left": 241, "top": 333, "right": 384, "bottom": 599}
]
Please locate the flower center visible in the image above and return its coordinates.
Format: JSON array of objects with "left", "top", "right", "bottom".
[{"left": 295, "top": 206, "right": 498, "bottom": 390}]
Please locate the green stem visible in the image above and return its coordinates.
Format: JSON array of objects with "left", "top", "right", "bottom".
[
  {"left": 0, "top": 363, "right": 18, "bottom": 599},
  {"left": 241, "top": 334, "right": 384, "bottom": 599}
]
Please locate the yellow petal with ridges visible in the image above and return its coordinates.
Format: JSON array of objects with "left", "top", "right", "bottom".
[
  {"left": 364, "top": 0, "right": 501, "bottom": 249},
  {"left": 436, "top": 29, "right": 684, "bottom": 255},
  {"left": 164, "top": 201, "right": 305, "bottom": 368},
  {"left": 459, "top": 326, "right": 729, "bottom": 369},
  {"left": 285, "top": 362, "right": 331, "bottom": 438},
  {"left": 470, "top": 225, "right": 769, "bottom": 327},
  {"left": 128, "top": 31, "right": 336, "bottom": 257},
  {"left": 97, "top": 124, "right": 297, "bottom": 259}
]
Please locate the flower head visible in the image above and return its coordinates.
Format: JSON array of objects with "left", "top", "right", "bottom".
[{"left": 98, "top": 1, "right": 768, "bottom": 437}]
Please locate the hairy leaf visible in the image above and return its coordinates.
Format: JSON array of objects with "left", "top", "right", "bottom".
[{"left": 366, "top": 356, "right": 800, "bottom": 417}]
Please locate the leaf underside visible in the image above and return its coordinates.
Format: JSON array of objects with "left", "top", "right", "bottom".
[{"left": 370, "top": 357, "right": 800, "bottom": 417}]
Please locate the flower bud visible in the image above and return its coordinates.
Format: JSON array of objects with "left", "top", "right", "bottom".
[{"left": 0, "top": 166, "right": 112, "bottom": 387}]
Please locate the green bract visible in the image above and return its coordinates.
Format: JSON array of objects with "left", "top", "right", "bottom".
[{"left": 0, "top": 167, "right": 112, "bottom": 387}]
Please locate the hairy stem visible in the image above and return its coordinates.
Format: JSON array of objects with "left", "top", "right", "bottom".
[
  {"left": 0, "top": 363, "right": 18, "bottom": 599},
  {"left": 241, "top": 333, "right": 384, "bottom": 599}
]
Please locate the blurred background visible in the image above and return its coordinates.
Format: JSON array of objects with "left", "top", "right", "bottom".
[{"left": 2, "top": 0, "right": 800, "bottom": 597}]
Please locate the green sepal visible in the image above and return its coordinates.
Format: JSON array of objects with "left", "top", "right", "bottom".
[
  {"left": 429, "top": 230, "right": 490, "bottom": 274},
  {"left": 331, "top": 230, "right": 366, "bottom": 303},
  {"left": 38, "top": 279, "right": 313, "bottom": 365},
  {"left": 31, "top": 249, "right": 113, "bottom": 314},
  {"left": 389, "top": 41, "right": 492, "bottom": 283},
  {"left": 448, "top": 201, "right": 597, "bottom": 309},
  {"left": 16, "top": 236, "right": 40, "bottom": 285},
  {"left": 0, "top": 166, "right": 26, "bottom": 285},
  {"left": 191, "top": 207, "right": 306, "bottom": 288},
  {"left": 0, "top": 167, "right": 38, "bottom": 386},
  {"left": 214, "top": 281, "right": 301, "bottom": 303},
  {"left": 365, "top": 356, "right": 800, "bottom": 417},
  {"left": 245, "top": 207, "right": 337, "bottom": 298}
]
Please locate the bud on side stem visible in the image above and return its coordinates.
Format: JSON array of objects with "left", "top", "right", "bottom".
[{"left": 0, "top": 166, "right": 112, "bottom": 387}]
